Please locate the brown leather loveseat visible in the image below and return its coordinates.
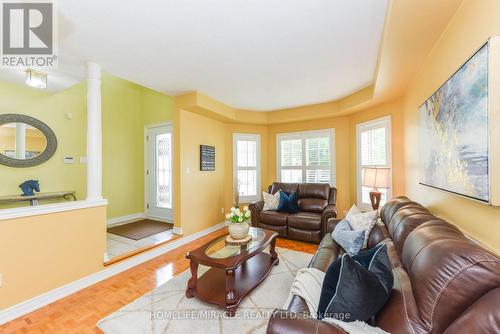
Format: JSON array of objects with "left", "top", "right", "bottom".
[
  {"left": 249, "top": 182, "right": 337, "bottom": 244},
  {"left": 267, "top": 196, "right": 500, "bottom": 333}
]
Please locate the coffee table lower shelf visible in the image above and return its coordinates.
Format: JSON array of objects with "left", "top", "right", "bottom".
[{"left": 186, "top": 252, "right": 279, "bottom": 316}]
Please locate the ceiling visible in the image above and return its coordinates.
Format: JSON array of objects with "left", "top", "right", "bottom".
[
  {"left": 0, "top": 51, "right": 85, "bottom": 93},
  {"left": 54, "top": 0, "right": 388, "bottom": 111}
]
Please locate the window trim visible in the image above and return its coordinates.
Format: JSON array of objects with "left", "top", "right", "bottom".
[
  {"left": 276, "top": 128, "right": 336, "bottom": 186},
  {"left": 233, "top": 133, "right": 261, "bottom": 203},
  {"left": 356, "top": 115, "right": 392, "bottom": 210}
]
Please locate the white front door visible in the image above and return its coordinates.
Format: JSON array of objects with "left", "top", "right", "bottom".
[{"left": 146, "top": 124, "right": 173, "bottom": 221}]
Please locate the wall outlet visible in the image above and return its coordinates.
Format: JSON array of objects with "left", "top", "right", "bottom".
[
  {"left": 0, "top": 273, "right": 3, "bottom": 287},
  {"left": 220, "top": 207, "right": 225, "bottom": 214}
]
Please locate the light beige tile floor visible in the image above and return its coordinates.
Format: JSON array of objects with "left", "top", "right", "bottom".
[{"left": 106, "top": 229, "right": 175, "bottom": 260}]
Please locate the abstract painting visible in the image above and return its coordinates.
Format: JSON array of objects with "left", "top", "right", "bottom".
[{"left": 419, "top": 44, "right": 489, "bottom": 202}]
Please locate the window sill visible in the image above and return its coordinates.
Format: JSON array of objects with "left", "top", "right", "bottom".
[{"left": 0, "top": 198, "right": 109, "bottom": 221}]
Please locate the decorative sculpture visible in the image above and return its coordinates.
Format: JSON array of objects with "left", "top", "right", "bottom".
[{"left": 19, "top": 180, "right": 40, "bottom": 196}]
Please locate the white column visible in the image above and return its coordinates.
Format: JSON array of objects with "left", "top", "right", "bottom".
[
  {"left": 15, "top": 123, "right": 26, "bottom": 159},
  {"left": 86, "top": 62, "right": 103, "bottom": 200}
]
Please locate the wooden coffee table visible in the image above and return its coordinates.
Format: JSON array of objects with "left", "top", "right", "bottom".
[{"left": 185, "top": 227, "right": 279, "bottom": 316}]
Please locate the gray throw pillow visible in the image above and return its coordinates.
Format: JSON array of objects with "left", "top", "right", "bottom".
[{"left": 331, "top": 219, "right": 365, "bottom": 256}]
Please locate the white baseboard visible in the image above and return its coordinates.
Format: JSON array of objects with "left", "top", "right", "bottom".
[
  {"left": 0, "top": 222, "right": 226, "bottom": 325},
  {"left": 107, "top": 213, "right": 145, "bottom": 227},
  {"left": 107, "top": 213, "right": 174, "bottom": 227},
  {"left": 172, "top": 226, "right": 182, "bottom": 234},
  {"left": 146, "top": 215, "right": 173, "bottom": 224}
]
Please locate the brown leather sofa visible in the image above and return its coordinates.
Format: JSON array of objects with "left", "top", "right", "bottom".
[
  {"left": 249, "top": 182, "right": 337, "bottom": 244},
  {"left": 267, "top": 196, "right": 500, "bottom": 334}
]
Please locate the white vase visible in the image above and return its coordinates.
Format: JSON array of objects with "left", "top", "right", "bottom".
[{"left": 228, "top": 222, "right": 250, "bottom": 239}]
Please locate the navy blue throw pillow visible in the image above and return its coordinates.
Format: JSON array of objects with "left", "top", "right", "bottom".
[
  {"left": 352, "top": 244, "right": 384, "bottom": 269},
  {"left": 317, "top": 244, "right": 393, "bottom": 321},
  {"left": 277, "top": 191, "right": 300, "bottom": 213}
]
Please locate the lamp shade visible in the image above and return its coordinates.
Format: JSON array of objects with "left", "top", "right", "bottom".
[{"left": 362, "top": 167, "right": 390, "bottom": 189}]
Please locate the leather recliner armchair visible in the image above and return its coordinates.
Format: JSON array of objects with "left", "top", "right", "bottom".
[{"left": 249, "top": 182, "right": 338, "bottom": 244}]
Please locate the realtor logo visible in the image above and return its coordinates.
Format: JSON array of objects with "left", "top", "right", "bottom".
[{"left": 1, "top": 0, "right": 58, "bottom": 69}]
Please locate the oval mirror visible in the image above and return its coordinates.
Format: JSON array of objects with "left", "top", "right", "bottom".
[{"left": 0, "top": 114, "right": 57, "bottom": 167}]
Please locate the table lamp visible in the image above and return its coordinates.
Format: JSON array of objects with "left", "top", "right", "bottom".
[{"left": 362, "top": 167, "right": 390, "bottom": 210}]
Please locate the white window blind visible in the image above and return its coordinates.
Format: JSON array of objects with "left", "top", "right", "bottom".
[
  {"left": 357, "top": 116, "right": 392, "bottom": 209},
  {"left": 277, "top": 129, "right": 335, "bottom": 185},
  {"left": 233, "top": 134, "right": 261, "bottom": 203}
]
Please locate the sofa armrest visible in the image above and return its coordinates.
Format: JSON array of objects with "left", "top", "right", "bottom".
[
  {"left": 266, "top": 310, "right": 348, "bottom": 334},
  {"left": 326, "top": 217, "right": 343, "bottom": 234},
  {"left": 249, "top": 200, "right": 264, "bottom": 227},
  {"left": 321, "top": 204, "right": 338, "bottom": 236}
]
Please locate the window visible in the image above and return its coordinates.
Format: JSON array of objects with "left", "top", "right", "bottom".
[
  {"left": 233, "top": 133, "right": 261, "bottom": 203},
  {"left": 277, "top": 129, "right": 335, "bottom": 185},
  {"left": 356, "top": 116, "right": 392, "bottom": 210}
]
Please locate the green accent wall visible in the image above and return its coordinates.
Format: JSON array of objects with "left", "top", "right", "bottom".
[
  {"left": 0, "top": 81, "right": 87, "bottom": 207},
  {"left": 0, "top": 74, "right": 174, "bottom": 219}
]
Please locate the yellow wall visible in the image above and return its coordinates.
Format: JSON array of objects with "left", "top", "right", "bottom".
[
  {"left": 403, "top": 0, "right": 500, "bottom": 253},
  {"left": 0, "top": 205, "right": 107, "bottom": 309},
  {"left": 177, "top": 110, "right": 226, "bottom": 235},
  {"left": 175, "top": 94, "right": 407, "bottom": 232},
  {"left": 0, "top": 81, "right": 87, "bottom": 205}
]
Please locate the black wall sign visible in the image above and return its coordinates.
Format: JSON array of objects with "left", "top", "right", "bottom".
[{"left": 200, "top": 145, "right": 215, "bottom": 171}]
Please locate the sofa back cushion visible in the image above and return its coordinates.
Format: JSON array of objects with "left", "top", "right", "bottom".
[
  {"left": 443, "top": 288, "right": 500, "bottom": 334},
  {"left": 379, "top": 196, "right": 416, "bottom": 226},
  {"left": 298, "top": 183, "right": 330, "bottom": 199},
  {"left": 297, "top": 183, "right": 330, "bottom": 213},
  {"left": 387, "top": 209, "right": 435, "bottom": 256},
  {"left": 270, "top": 182, "right": 298, "bottom": 195},
  {"left": 269, "top": 183, "right": 332, "bottom": 213},
  {"left": 367, "top": 221, "right": 390, "bottom": 249},
  {"left": 401, "top": 222, "right": 500, "bottom": 333}
]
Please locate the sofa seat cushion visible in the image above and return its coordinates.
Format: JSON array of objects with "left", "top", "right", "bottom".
[
  {"left": 288, "top": 228, "right": 322, "bottom": 244},
  {"left": 308, "top": 234, "right": 342, "bottom": 272},
  {"left": 288, "top": 212, "right": 321, "bottom": 230},
  {"left": 258, "top": 222, "right": 287, "bottom": 237},
  {"left": 259, "top": 210, "right": 289, "bottom": 226}
]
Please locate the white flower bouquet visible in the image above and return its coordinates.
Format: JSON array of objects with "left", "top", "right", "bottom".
[{"left": 225, "top": 206, "right": 251, "bottom": 223}]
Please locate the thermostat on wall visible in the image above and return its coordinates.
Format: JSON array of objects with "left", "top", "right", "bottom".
[{"left": 64, "top": 157, "right": 75, "bottom": 164}]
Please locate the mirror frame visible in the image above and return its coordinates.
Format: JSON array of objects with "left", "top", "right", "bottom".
[{"left": 0, "top": 114, "right": 57, "bottom": 168}]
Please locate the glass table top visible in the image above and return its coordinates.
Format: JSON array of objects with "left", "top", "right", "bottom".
[{"left": 205, "top": 227, "right": 266, "bottom": 259}]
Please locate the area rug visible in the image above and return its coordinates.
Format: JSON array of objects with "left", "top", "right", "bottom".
[
  {"left": 107, "top": 219, "right": 174, "bottom": 240},
  {"left": 98, "top": 247, "right": 312, "bottom": 334}
]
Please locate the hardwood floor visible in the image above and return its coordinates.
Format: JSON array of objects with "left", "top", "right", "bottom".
[{"left": 0, "top": 228, "right": 317, "bottom": 334}]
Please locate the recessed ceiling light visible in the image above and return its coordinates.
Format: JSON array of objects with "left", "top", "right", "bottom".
[{"left": 25, "top": 69, "right": 47, "bottom": 89}]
